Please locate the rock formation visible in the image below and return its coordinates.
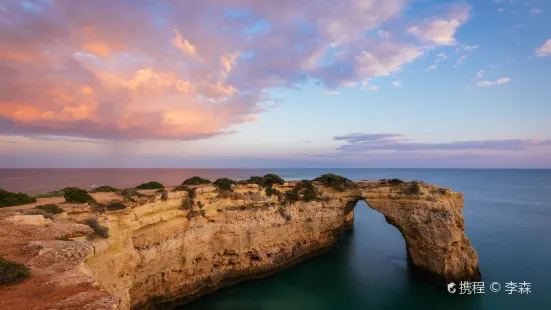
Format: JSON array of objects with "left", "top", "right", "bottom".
[{"left": 0, "top": 178, "right": 480, "bottom": 309}]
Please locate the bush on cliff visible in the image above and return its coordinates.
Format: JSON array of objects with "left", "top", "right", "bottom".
[
  {"left": 135, "top": 181, "right": 164, "bottom": 190},
  {"left": 32, "top": 189, "right": 65, "bottom": 199},
  {"left": 296, "top": 180, "right": 319, "bottom": 202},
  {"left": 35, "top": 204, "right": 64, "bottom": 214},
  {"left": 84, "top": 218, "right": 109, "bottom": 239},
  {"left": 0, "top": 189, "right": 36, "bottom": 207},
  {"left": 403, "top": 181, "right": 422, "bottom": 196},
  {"left": 0, "top": 257, "right": 31, "bottom": 285},
  {"left": 284, "top": 190, "right": 300, "bottom": 203},
  {"left": 91, "top": 186, "right": 119, "bottom": 193},
  {"left": 182, "top": 176, "right": 211, "bottom": 185},
  {"left": 63, "top": 187, "right": 96, "bottom": 204},
  {"left": 314, "top": 174, "right": 355, "bottom": 192},
  {"left": 243, "top": 174, "right": 285, "bottom": 187},
  {"left": 265, "top": 185, "right": 282, "bottom": 197},
  {"left": 214, "top": 178, "right": 236, "bottom": 192},
  {"left": 106, "top": 201, "right": 127, "bottom": 211},
  {"left": 181, "top": 197, "right": 194, "bottom": 210}
]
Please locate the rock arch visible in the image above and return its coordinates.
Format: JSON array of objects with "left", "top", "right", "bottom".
[{"left": 342, "top": 185, "right": 481, "bottom": 286}]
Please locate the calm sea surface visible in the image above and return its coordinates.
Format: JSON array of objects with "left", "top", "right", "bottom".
[{"left": 1, "top": 169, "right": 550, "bottom": 310}]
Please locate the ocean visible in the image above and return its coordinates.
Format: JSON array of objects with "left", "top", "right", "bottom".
[{"left": 1, "top": 169, "right": 549, "bottom": 310}]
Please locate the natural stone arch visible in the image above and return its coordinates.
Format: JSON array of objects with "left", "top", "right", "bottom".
[{"left": 342, "top": 187, "right": 481, "bottom": 286}]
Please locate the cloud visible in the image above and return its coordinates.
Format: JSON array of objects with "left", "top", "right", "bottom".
[
  {"left": 530, "top": 8, "right": 543, "bottom": 15},
  {"left": 322, "top": 90, "right": 340, "bottom": 95},
  {"left": 426, "top": 65, "right": 437, "bottom": 71},
  {"left": 334, "top": 133, "right": 551, "bottom": 152},
  {"left": 0, "top": 0, "right": 472, "bottom": 141},
  {"left": 406, "top": 3, "right": 470, "bottom": 46},
  {"left": 476, "top": 77, "right": 511, "bottom": 87},
  {"left": 392, "top": 81, "right": 403, "bottom": 87},
  {"left": 535, "top": 39, "right": 551, "bottom": 57}
]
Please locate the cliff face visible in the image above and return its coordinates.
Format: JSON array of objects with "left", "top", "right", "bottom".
[{"left": 0, "top": 180, "right": 480, "bottom": 310}]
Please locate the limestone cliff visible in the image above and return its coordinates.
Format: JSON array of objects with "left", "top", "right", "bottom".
[{"left": 0, "top": 179, "right": 480, "bottom": 309}]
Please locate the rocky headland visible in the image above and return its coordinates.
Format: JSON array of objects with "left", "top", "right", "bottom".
[{"left": 0, "top": 175, "right": 481, "bottom": 309}]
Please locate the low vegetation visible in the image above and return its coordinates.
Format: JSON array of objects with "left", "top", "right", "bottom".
[
  {"left": 135, "top": 181, "right": 164, "bottom": 190},
  {"left": 403, "top": 181, "right": 422, "bottom": 196},
  {"left": 181, "top": 197, "right": 194, "bottom": 210},
  {"left": 84, "top": 218, "right": 109, "bottom": 239},
  {"left": 284, "top": 190, "right": 300, "bottom": 203},
  {"left": 173, "top": 185, "right": 197, "bottom": 199},
  {"left": 314, "top": 174, "right": 355, "bottom": 192},
  {"left": 55, "top": 236, "right": 71, "bottom": 241},
  {"left": 182, "top": 176, "right": 211, "bottom": 185},
  {"left": 265, "top": 185, "right": 282, "bottom": 197},
  {"left": 32, "top": 189, "right": 65, "bottom": 199},
  {"left": 35, "top": 203, "right": 64, "bottom": 214},
  {"left": 91, "top": 186, "right": 118, "bottom": 193},
  {"left": 242, "top": 173, "right": 285, "bottom": 187},
  {"left": 214, "top": 178, "right": 236, "bottom": 192},
  {"left": 0, "top": 189, "right": 36, "bottom": 207},
  {"left": 120, "top": 188, "right": 145, "bottom": 202},
  {"left": 380, "top": 178, "right": 405, "bottom": 185},
  {"left": 64, "top": 187, "right": 96, "bottom": 203},
  {"left": 0, "top": 257, "right": 31, "bottom": 285},
  {"left": 106, "top": 201, "right": 127, "bottom": 211}
]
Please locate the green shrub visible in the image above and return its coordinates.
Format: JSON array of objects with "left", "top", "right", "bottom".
[
  {"left": 295, "top": 180, "right": 319, "bottom": 202},
  {"left": 314, "top": 174, "right": 355, "bottom": 192},
  {"left": 214, "top": 178, "right": 236, "bottom": 192},
  {"left": 181, "top": 197, "right": 194, "bottom": 210},
  {"left": 404, "top": 181, "right": 422, "bottom": 196},
  {"left": 265, "top": 185, "right": 281, "bottom": 197},
  {"left": 55, "top": 236, "right": 71, "bottom": 241},
  {"left": 106, "top": 201, "right": 127, "bottom": 211},
  {"left": 243, "top": 174, "right": 285, "bottom": 187},
  {"left": 135, "top": 181, "right": 164, "bottom": 190},
  {"left": 0, "top": 189, "right": 36, "bottom": 207},
  {"left": 284, "top": 190, "right": 300, "bottom": 203},
  {"left": 84, "top": 218, "right": 109, "bottom": 239},
  {"left": 182, "top": 176, "right": 211, "bottom": 185},
  {"left": 63, "top": 187, "right": 96, "bottom": 203},
  {"left": 32, "top": 189, "right": 65, "bottom": 199},
  {"left": 91, "top": 186, "right": 118, "bottom": 193},
  {"left": 35, "top": 204, "right": 64, "bottom": 214},
  {"left": 389, "top": 178, "right": 405, "bottom": 185},
  {"left": 263, "top": 173, "right": 285, "bottom": 185},
  {"left": 0, "top": 257, "right": 30, "bottom": 285}
]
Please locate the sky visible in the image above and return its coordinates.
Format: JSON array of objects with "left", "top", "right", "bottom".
[{"left": 0, "top": 0, "right": 550, "bottom": 168}]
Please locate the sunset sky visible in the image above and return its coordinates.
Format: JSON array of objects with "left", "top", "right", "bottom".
[{"left": 0, "top": 0, "right": 550, "bottom": 168}]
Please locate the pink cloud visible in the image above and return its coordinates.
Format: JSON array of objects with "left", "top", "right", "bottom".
[{"left": 0, "top": 0, "right": 470, "bottom": 141}]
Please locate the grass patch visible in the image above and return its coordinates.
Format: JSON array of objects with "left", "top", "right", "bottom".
[
  {"left": 84, "top": 218, "right": 109, "bottom": 239},
  {"left": 91, "top": 186, "right": 118, "bottom": 193},
  {"left": 0, "top": 189, "right": 36, "bottom": 207},
  {"left": 64, "top": 187, "right": 96, "bottom": 203},
  {"left": 35, "top": 204, "right": 64, "bottom": 214},
  {"left": 314, "top": 174, "right": 355, "bottom": 192},
  {"left": 32, "top": 189, "right": 65, "bottom": 199},
  {"left": 182, "top": 176, "right": 211, "bottom": 185},
  {"left": 106, "top": 201, "right": 127, "bottom": 211},
  {"left": 135, "top": 181, "right": 164, "bottom": 190},
  {"left": 214, "top": 178, "right": 236, "bottom": 192},
  {"left": 0, "top": 257, "right": 31, "bottom": 285}
]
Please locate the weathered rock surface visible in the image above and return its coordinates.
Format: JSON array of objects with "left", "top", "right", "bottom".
[{"left": 0, "top": 180, "right": 480, "bottom": 309}]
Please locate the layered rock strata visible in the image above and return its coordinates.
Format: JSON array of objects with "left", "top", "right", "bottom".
[{"left": 0, "top": 180, "right": 480, "bottom": 309}]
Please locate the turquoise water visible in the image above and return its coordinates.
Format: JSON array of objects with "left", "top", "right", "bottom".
[{"left": 1, "top": 169, "right": 549, "bottom": 309}]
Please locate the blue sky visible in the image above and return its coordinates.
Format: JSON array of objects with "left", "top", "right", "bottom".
[{"left": 0, "top": 0, "right": 550, "bottom": 168}]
